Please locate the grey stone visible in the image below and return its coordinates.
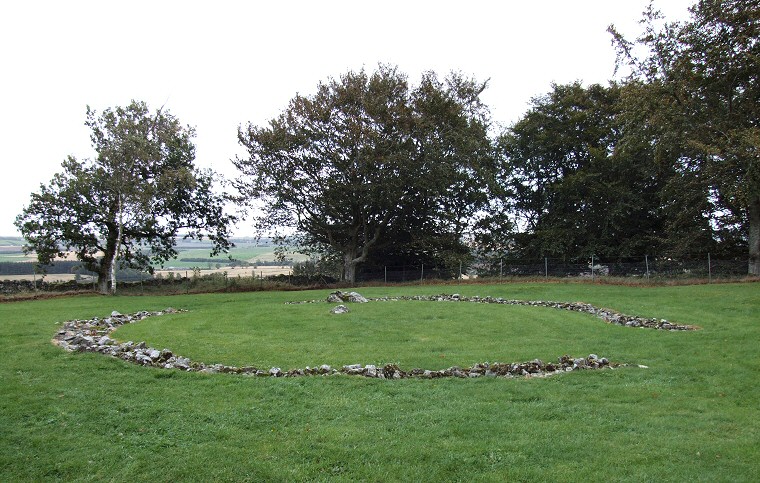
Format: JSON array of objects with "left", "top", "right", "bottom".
[
  {"left": 51, "top": 306, "right": 625, "bottom": 380},
  {"left": 331, "top": 305, "right": 350, "bottom": 314},
  {"left": 347, "top": 292, "right": 368, "bottom": 303}
]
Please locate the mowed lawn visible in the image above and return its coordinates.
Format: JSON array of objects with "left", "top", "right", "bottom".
[{"left": 1, "top": 283, "right": 758, "bottom": 481}]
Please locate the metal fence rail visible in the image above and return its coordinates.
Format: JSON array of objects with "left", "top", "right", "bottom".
[{"left": 355, "top": 255, "right": 750, "bottom": 283}]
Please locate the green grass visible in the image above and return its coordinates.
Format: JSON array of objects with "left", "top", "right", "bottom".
[
  {"left": 0, "top": 254, "right": 35, "bottom": 263},
  {"left": 159, "top": 245, "right": 305, "bottom": 268},
  {"left": 113, "top": 297, "right": 649, "bottom": 369},
  {"left": 1, "top": 283, "right": 759, "bottom": 481},
  {"left": 0, "top": 237, "right": 25, "bottom": 246}
]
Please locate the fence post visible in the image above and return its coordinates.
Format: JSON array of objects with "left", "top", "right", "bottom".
[
  {"left": 591, "top": 255, "right": 595, "bottom": 282},
  {"left": 499, "top": 258, "right": 503, "bottom": 280},
  {"left": 545, "top": 257, "right": 548, "bottom": 280},
  {"left": 708, "top": 253, "right": 712, "bottom": 283},
  {"left": 645, "top": 255, "right": 650, "bottom": 280},
  {"left": 420, "top": 264, "right": 424, "bottom": 284},
  {"left": 459, "top": 260, "right": 462, "bottom": 280},
  {"left": 384, "top": 266, "right": 387, "bottom": 284}
]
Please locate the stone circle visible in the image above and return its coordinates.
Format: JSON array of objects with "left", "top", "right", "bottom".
[{"left": 52, "top": 292, "right": 695, "bottom": 378}]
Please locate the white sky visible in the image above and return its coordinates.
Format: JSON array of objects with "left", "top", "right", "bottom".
[{"left": 0, "top": 0, "right": 694, "bottom": 236}]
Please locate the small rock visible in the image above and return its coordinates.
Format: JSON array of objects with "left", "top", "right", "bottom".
[
  {"left": 343, "top": 364, "right": 363, "bottom": 375},
  {"left": 347, "top": 292, "right": 368, "bottom": 303},
  {"left": 111, "top": 311, "right": 122, "bottom": 317},
  {"left": 331, "top": 305, "right": 350, "bottom": 314}
]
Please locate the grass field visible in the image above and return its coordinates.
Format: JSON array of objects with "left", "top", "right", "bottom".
[
  {"left": 1, "top": 282, "right": 758, "bottom": 481},
  {"left": 159, "top": 244, "right": 307, "bottom": 269},
  {"left": 0, "top": 237, "right": 302, "bottom": 270},
  {"left": 0, "top": 237, "right": 25, "bottom": 246}
]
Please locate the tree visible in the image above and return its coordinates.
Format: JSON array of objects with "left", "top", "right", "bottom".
[
  {"left": 609, "top": 0, "right": 760, "bottom": 274},
  {"left": 233, "top": 66, "right": 494, "bottom": 282},
  {"left": 496, "top": 82, "right": 674, "bottom": 260},
  {"left": 15, "top": 101, "right": 235, "bottom": 294}
]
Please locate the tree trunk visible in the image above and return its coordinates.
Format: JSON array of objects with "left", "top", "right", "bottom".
[
  {"left": 749, "top": 195, "right": 760, "bottom": 276},
  {"left": 97, "top": 272, "right": 109, "bottom": 295},
  {"left": 343, "top": 250, "right": 358, "bottom": 284},
  {"left": 338, "top": 225, "right": 385, "bottom": 284},
  {"left": 110, "top": 195, "right": 123, "bottom": 295}
]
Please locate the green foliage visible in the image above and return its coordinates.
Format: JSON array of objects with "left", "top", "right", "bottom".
[
  {"left": 291, "top": 257, "right": 340, "bottom": 280},
  {"left": 234, "top": 65, "right": 495, "bottom": 282},
  {"left": 0, "top": 283, "right": 759, "bottom": 480},
  {"left": 609, "top": 0, "right": 760, "bottom": 273},
  {"left": 113, "top": 298, "right": 622, "bottom": 369},
  {"left": 495, "top": 82, "right": 677, "bottom": 259},
  {"left": 15, "top": 101, "right": 236, "bottom": 293}
]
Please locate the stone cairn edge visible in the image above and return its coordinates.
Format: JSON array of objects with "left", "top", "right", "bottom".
[{"left": 53, "top": 289, "right": 692, "bottom": 378}]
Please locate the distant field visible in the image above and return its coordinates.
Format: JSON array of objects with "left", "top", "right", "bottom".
[
  {"left": 0, "top": 237, "right": 25, "bottom": 247},
  {"left": 160, "top": 244, "right": 308, "bottom": 269},
  {"left": 0, "top": 253, "right": 36, "bottom": 263},
  {"left": 155, "top": 265, "right": 291, "bottom": 278},
  {"left": 0, "top": 238, "right": 304, "bottom": 278},
  {"left": 0, "top": 241, "right": 34, "bottom": 263}
]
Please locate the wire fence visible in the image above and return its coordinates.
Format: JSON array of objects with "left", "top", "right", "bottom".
[{"left": 355, "top": 255, "right": 750, "bottom": 283}]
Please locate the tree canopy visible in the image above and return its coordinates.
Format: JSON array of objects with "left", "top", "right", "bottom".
[
  {"left": 492, "top": 80, "right": 731, "bottom": 262},
  {"left": 609, "top": 0, "right": 760, "bottom": 273},
  {"left": 497, "top": 82, "right": 662, "bottom": 259},
  {"left": 15, "top": 101, "right": 235, "bottom": 293},
  {"left": 234, "top": 65, "right": 494, "bottom": 282}
]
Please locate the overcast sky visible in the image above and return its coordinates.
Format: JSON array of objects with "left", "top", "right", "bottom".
[{"left": 0, "top": 0, "right": 695, "bottom": 236}]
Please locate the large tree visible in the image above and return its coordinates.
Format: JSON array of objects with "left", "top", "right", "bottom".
[
  {"left": 609, "top": 0, "right": 760, "bottom": 274},
  {"left": 15, "top": 101, "right": 235, "bottom": 293},
  {"left": 234, "top": 66, "right": 494, "bottom": 282},
  {"left": 497, "top": 82, "right": 676, "bottom": 260}
]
